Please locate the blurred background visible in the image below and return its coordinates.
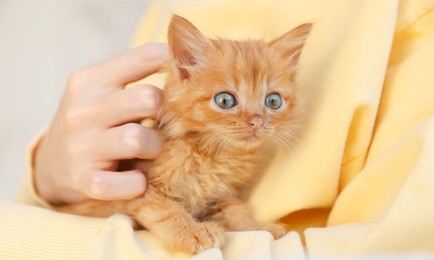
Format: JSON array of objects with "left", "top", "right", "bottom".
[{"left": 0, "top": 0, "right": 150, "bottom": 200}]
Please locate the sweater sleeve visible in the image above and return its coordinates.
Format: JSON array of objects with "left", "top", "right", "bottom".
[
  {"left": 0, "top": 200, "right": 307, "bottom": 259},
  {"left": 0, "top": 201, "right": 105, "bottom": 259}
]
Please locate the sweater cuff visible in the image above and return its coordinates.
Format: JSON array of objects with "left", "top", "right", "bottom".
[{"left": 0, "top": 201, "right": 105, "bottom": 259}]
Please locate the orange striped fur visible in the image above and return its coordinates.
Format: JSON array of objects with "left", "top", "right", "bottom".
[{"left": 59, "top": 15, "right": 312, "bottom": 254}]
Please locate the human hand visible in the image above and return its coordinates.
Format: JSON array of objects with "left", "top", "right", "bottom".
[{"left": 34, "top": 43, "right": 168, "bottom": 205}]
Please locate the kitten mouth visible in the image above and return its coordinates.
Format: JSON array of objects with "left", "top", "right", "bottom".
[
  {"left": 241, "top": 132, "right": 263, "bottom": 142},
  {"left": 251, "top": 129, "right": 266, "bottom": 138},
  {"left": 244, "top": 135, "right": 259, "bottom": 140},
  {"left": 231, "top": 129, "right": 266, "bottom": 149}
]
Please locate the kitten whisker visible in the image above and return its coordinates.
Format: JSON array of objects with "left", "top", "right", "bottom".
[
  {"left": 268, "top": 131, "right": 297, "bottom": 159},
  {"left": 215, "top": 133, "right": 230, "bottom": 158},
  {"left": 196, "top": 129, "right": 230, "bottom": 158}
]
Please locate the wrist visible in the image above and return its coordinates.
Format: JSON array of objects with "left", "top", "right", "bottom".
[
  {"left": 33, "top": 136, "right": 82, "bottom": 206},
  {"left": 33, "top": 136, "right": 60, "bottom": 205}
]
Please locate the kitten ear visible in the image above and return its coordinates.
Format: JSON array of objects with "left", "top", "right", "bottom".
[
  {"left": 168, "top": 15, "right": 208, "bottom": 80},
  {"left": 269, "top": 23, "right": 312, "bottom": 66}
]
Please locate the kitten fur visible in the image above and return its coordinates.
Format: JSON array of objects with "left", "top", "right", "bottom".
[{"left": 59, "top": 15, "right": 312, "bottom": 254}]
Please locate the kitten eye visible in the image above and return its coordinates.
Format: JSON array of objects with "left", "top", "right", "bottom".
[
  {"left": 214, "top": 92, "right": 237, "bottom": 109},
  {"left": 265, "top": 93, "right": 282, "bottom": 110}
]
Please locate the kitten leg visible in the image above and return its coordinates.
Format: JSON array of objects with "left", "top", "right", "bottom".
[
  {"left": 127, "top": 187, "right": 225, "bottom": 254},
  {"left": 57, "top": 200, "right": 128, "bottom": 217},
  {"left": 209, "top": 198, "right": 287, "bottom": 239}
]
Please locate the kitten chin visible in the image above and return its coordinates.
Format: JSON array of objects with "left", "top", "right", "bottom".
[
  {"left": 228, "top": 136, "right": 264, "bottom": 151},
  {"left": 59, "top": 15, "right": 312, "bottom": 255}
]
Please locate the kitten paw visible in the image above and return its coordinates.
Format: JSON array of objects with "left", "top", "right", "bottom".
[
  {"left": 259, "top": 222, "right": 287, "bottom": 239},
  {"left": 175, "top": 222, "right": 225, "bottom": 254}
]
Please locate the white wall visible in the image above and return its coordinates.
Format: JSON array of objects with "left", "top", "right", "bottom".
[{"left": 0, "top": 0, "right": 151, "bottom": 200}]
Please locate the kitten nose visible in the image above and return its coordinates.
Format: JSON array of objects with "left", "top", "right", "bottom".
[{"left": 249, "top": 115, "right": 264, "bottom": 132}]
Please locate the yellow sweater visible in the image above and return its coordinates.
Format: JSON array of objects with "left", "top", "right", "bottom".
[{"left": 2, "top": 0, "right": 434, "bottom": 259}]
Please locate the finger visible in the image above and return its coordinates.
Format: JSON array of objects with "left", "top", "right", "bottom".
[
  {"left": 96, "top": 123, "right": 164, "bottom": 160},
  {"left": 86, "top": 43, "right": 168, "bottom": 88},
  {"left": 87, "top": 85, "right": 163, "bottom": 128},
  {"left": 82, "top": 169, "right": 147, "bottom": 200}
]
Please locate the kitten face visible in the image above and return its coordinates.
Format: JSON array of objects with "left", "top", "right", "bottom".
[{"left": 161, "top": 15, "right": 311, "bottom": 153}]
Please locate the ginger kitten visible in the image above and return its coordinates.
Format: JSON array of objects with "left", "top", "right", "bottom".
[{"left": 60, "top": 15, "right": 311, "bottom": 254}]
